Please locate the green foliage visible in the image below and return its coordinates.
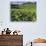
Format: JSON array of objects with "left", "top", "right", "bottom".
[{"left": 11, "top": 2, "right": 36, "bottom": 21}]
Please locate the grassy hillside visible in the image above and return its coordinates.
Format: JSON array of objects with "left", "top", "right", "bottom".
[{"left": 11, "top": 2, "right": 36, "bottom": 21}]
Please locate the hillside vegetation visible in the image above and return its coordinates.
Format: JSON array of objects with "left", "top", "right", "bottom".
[{"left": 11, "top": 2, "right": 36, "bottom": 21}]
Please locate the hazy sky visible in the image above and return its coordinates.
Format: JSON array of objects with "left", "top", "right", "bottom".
[{"left": 0, "top": 0, "right": 46, "bottom": 46}]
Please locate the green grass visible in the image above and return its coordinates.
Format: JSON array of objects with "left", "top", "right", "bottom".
[{"left": 11, "top": 2, "right": 36, "bottom": 22}]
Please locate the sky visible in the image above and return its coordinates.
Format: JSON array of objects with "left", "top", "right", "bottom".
[{"left": 0, "top": 0, "right": 46, "bottom": 46}]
